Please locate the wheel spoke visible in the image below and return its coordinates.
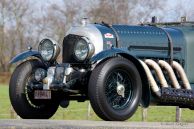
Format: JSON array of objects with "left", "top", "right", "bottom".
[
  {"left": 108, "top": 94, "right": 118, "bottom": 103},
  {"left": 107, "top": 81, "right": 116, "bottom": 89},
  {"left": 117, "top": 72, "right": 123, "bottom": 82},
  {"left": 105, "top": 69, "right": 133, "bottom": 110},
  {"left": 25, "top": 73, "right": 46, "bottom": 109}
]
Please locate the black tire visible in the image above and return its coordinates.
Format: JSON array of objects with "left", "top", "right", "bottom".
[
  {"left": 9, "top": 60, "right": 59, "bottom": 119},
  {"left": 88, "top": 57, "right": 142, "bottom": 121}
]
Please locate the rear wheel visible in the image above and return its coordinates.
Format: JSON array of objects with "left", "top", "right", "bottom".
[
  {"left": 9, "top": 60, "right": 59, "bottom": 119},
  {"left": 88, "top": 57, "right": 142, "bottom": 121}
]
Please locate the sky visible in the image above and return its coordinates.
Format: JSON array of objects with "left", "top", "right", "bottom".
[{"left": 165, "top": 0, "right": 194, "bottom": 21}]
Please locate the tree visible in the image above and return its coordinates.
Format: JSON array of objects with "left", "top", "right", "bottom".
[
  {"left": 0, "top": 0, "right": 193, "bottom": 72},
  {"left": 172, "top": 0, "right": 194, "bottom": 21},
  {"left": 11, "top": 0, "right": 31, "bottom": 51},
  {"left": 87, "top": 0, "right": 130, "bottom": 24},
  {"left": 0, "top": 0, "right": 12, "bottom": 72},
  {"left": 87, "top": 0, "right": 166, "bottom": 24},
  {"left": 42, "top": 0, "right": 82, "bottom": 44},
  {"left": 0, "top": 0, "right": 31, "bottom": 72}
]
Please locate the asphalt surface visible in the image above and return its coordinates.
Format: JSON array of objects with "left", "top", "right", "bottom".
[{"left": 0, "top": 120, "right": 194, "bottom": 129}]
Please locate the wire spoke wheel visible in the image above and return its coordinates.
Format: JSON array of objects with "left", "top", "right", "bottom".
[
  {"left": 25, "top": 74, "right": 44, "bottom": 109},
  {"left": 105, "top": 69, "right": 133, "bottom": 110},
  {"left": 9, "top": 60, "right": 59, "bottom": 119},
  {"left": 88, "top": 57, "right": 142, "bottom": 121}
]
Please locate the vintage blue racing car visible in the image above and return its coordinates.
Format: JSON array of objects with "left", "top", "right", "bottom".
[{"left": 9, "top": 18, "right": 194, "bottom": 121}]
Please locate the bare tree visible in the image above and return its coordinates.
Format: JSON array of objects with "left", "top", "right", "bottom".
[
  {"left": 0, "top": 0, "right": 31, "bottom": 72},
  {"left": 0, "top": 0, "right": 86, "bottom": 71},
  {"left": 42, "top": 0, "right": 82, "bottom": 44},
  {"left": 11, "top": 0, "right": 31, "bottom": 51},
  {"left": 87, "top": 0, "right": 130, "bottom": 24},
  {"left": 1, "top": 0, "right": 193, "bottom": 72},
  {"left": 87, "top": 0, "right": 166, "bottom": 24},
  {"left": 172, "top": 0, "right": 194, "bottom": 21},
  {"left": 134, "top": 0, "right": 166, "bottom": 23},
  {"left": 0, "top": 0, "right": 12, "bottom": 72}
]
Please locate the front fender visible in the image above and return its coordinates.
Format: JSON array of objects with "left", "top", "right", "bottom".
[
  {"left": 90, "top": 47, "right": 130, "bottom": 64},
  {"left": 10, "top": 50, "right": 41, "bottom": 64}
]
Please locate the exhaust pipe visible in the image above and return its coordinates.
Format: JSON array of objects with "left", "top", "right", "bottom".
[
  {"left": 144, "top": 59, "right": 168, "bottom": 88},
  {"left": 140, "top": 59, "right": 191, "bottom": 97},
  {"left": 139, "top": 60, "right": 161, "bottom": 97},
  {"left": 172, "top": 61, "right": 191, "bottom": 90},
  {"left": 158, "top": 60, "right": 181, "bottom": 89}
]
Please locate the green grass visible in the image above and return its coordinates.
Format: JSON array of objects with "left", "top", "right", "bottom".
[
  {"left": 0, "top": 84, "right": 11, "bottom": 119},
  {"left": 1, "top": 84, "right": 194, "bottom": 122}
]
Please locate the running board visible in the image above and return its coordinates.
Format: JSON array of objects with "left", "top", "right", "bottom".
[{"left": 160, "top": 87, "right": 194, "bottom": 108}]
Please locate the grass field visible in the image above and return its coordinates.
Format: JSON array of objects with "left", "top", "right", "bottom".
[{"left": 1, "top": 84, "right": 194, "bottom": 122}]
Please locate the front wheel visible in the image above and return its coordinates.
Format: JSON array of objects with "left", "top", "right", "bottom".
[
  {"left": 9, "top": 60, "right": 59, "bottom": 119},
  {"left": 88, "top": 57, "right": 142, "bottom": 121}
]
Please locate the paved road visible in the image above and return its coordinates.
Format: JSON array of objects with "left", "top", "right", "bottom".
[{"left": 0, "top": 120, "right": 193, "bottom": 129}]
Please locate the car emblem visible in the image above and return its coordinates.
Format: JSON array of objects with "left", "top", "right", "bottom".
[{"left": 104, "top": 33, "right": 114, "bottom": 38}]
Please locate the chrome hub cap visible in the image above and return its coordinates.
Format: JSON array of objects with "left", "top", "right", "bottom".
[
  {"left": 116, "top": 82, "right": 125, "bottom": 98},
  {"left": 105, "top": 69, "right": 133, "bottom": 110}
]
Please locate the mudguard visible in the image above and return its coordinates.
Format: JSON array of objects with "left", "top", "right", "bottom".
[
  {"left": 90, "top": 47, "right": 150, "bottom": 108},
  {"left": 9, "top": 50, "right": 41, "bottom": 64},
  {"left": 90, "top": 48, "right": 129, "bottom": 64}
]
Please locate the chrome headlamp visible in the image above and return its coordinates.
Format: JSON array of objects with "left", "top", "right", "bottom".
[
  {"left": 34, "top": 68, "right": 47, "bottom": 81},
  {"left": 38, "top": 39, "right": 60, "bottom": 61},
  {"left": 74, "top": 37, "right": 95, "bottom": 61}
]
